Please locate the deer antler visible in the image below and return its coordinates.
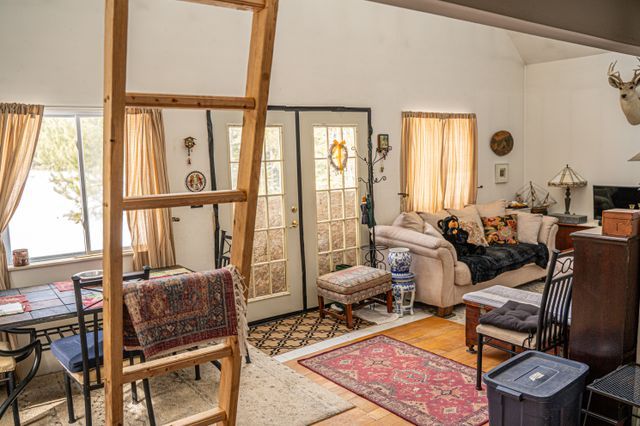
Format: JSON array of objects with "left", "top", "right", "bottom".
[{"left": 608, "top": 61, "right": 624, "bottom": 87}]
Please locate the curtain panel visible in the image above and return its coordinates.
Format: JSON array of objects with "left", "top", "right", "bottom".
[
  {"left": 401, "top": 112, "right": 477, "bottom": 213},
  {"left": 125, "top": 108, "right": 176, "bottom": 269},
  {"left": 0, "top": 103, "right": 44, "bottom": 290}
]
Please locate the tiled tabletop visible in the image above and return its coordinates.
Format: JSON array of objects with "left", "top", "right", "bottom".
[{"left": 0, "top": 265, "right": 191, "bottom": 329}]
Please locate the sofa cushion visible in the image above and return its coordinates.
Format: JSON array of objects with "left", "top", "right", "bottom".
[
  {"left": 454, "top": 263, "right": 472, "bottom": 285},
  {"left": 447, "top": 205, "right": 487, "bottom": 245},
  {"left": 475, "top": 199, "right": 507, "bottom": 218},
  {"left": 392, "top": 212, "right": 424, "bottom": 233},
  {"left": 417, "top": 210, "right": 449, "bottom": 233},
  {"left": 482, "top": 214, "right": 518, "bottom": 245},
  {"left": 423, "top": 222, "right": 444, "bottom": 240},
  {"left": 538, "top": 215, "right": 559, "bottom": 244},
  {"left": 517, "top": 212, "right": 543, "bottom": 244}
]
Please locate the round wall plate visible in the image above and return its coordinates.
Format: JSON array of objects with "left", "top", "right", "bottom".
[
  {"left": 490, "top": 130, "right": 514, "bottom": 156},
  {"left": 185, "top": 171, "right": 206, "bottom": 192}
]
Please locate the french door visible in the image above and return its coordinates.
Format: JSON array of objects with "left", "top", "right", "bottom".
[
  {"left": 213, "top": 110, "right": 368, "bottom": 321},
  {"left": 214, "top": 111, "right": 302, "bottom": 322},
  {"left": 298, "top": 112, "right": 369, "bottom": 309}
]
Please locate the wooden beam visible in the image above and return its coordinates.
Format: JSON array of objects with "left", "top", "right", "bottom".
[
  {"left": 122, "top": 344, "right": 232, "bottom": 383},
  {"left": 123, "top": 189, "right": 246, "bottom": 210},
  {"left": 180, "top": 0, "right": 265, "bottom": 11},
  {"left": 218, "top": 336, "right": 242, "bottom": 425},
  {"left": 230, "top": 0, "right": 279, "bottom": 301},
  {"left": 164, "top": 407, "right": 227, "bottom": 426},
  {"left": 103, "top": 0, "right": 129, "bottom": 424},
  {"left": 126, "top": 93, "right": 256, "bottom": 110}
]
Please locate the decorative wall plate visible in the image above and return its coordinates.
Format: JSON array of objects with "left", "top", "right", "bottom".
[
  {"left": 490, "top": 130, "right": 514, "bottom": 156},
  {"left": 185, "top": 171, "right": 206, "bottom": 192}
]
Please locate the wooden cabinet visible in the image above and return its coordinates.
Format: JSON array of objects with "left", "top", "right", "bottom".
[
  {"left": 555, "top": 222, "right": 597, "bottom": 251},
  {"left": 570, "top": 228, "right": 640, "bottom": 422}
]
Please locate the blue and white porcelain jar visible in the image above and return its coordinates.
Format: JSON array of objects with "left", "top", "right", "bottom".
[{"left": 388, "top": 247, "right": 412, "bottom": 274}]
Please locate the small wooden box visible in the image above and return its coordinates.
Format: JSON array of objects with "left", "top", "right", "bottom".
[{"left": 602, "top": 209, "right": 640, "bottom": 237}]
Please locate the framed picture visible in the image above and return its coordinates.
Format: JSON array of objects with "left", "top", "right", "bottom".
[
  {"left": 377, "top": 134, "right": 389, "bottom": 151},
  {"left": 495, "top": 163, "right": 509, "bottom": 184}
]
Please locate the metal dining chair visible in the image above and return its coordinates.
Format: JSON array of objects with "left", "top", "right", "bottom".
[
  {"left": 51, "top": 267, "right": 155, "bottom": 426},
  {"left": 0, "top": 328, "right": 42, "bottom": 426},
  {"left": 476, "top": 249, "right": 574, "bottom": 390}
]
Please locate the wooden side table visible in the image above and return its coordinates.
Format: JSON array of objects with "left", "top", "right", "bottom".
[{"left": 555, "top": 222, "right": 597, "bottom": 251}]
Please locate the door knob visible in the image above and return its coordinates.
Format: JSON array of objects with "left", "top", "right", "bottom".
[
  {"left": 291, "top": 206, "right": 298, "bottom": 213},
  {"left": 289, "top": 220, "right": 299, "bottom": 228}
]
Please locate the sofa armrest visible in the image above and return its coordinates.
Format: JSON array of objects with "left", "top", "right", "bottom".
[
  {"left": 539, "top": 216, "right": 559, "bottom": 252},
  {"left": 374, "top": 225, "right": 457, "bottom": 264}
]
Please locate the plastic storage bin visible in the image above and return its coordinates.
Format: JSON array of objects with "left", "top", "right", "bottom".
[{"left": 483, "top": 351, "right": 589, "bottom": 426}]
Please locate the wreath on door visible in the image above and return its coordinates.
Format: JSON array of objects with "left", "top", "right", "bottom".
[{"left": 328, "top": 139, "right": 348, "bottom": 173}]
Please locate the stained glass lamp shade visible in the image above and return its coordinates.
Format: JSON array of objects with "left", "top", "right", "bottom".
[{"left": 548, "top": 165, "right": 587, "bottom": 214}]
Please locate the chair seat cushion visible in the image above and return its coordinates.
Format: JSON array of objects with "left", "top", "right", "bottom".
[
  {"left": 51, "top": 331, "right": 103, "bottom": 373},
  {"left": 317, "top": 265, "right": 391, "bottom": 295},
  {"left": 476, "top": 323, "right": 536, "bottom": 349},
  {"left": 479, "top": 300, "right": 539, "bottom": 333},
  {"left": 0, "top": 342, "right": 16, "bottom": 373}
]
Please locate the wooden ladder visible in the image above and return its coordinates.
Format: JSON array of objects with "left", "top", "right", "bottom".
[{"left": 102, "top": 0, "right": 279, "bottom": 424}]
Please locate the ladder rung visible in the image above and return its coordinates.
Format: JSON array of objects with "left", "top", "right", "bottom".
[
  {"left": 126, "top": 93, "right": 256, "bottom": 110},
  {"left": 123, "top": 190, "right": 247, "bottom": 210},
  {"left": 122, "top": 343, "right": 232, "bottom": 383},
  {"left": 180, "top": 0, "right": 265, "bottom": 11},
  {"left": 165, "top": 407, "right": 226, "bottom": 426}
]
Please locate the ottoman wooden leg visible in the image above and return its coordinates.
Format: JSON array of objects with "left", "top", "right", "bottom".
[
  {"left": 385, "top": 290, "right": 393, "bottom": 313},
  {"left": 318, "top": 296, "right": 325, "bottom": 319},
  {"left": 345, "top": 304, "right": 354, "bottom": 329}
]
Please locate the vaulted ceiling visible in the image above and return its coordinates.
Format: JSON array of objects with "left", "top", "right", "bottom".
[{"left": 507, "top": 31, "right": 606, "bottom": 65}]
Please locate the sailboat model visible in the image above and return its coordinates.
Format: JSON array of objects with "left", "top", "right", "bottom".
[{"left": 515, "top": 181, "right": 557, "bottom": 214}]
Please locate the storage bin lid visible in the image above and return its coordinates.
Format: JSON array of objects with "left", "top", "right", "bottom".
[{"left": 483, "top": 351, "right": 589, "bottom": 401}]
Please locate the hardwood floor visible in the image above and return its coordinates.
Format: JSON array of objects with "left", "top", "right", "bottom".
[{"left": 285, "top": 316, "right": 510, "bottom": 425}]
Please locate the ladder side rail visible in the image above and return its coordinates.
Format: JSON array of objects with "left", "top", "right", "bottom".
[{"left": 103, "top": 0, "right": 130, "bottom": 424}]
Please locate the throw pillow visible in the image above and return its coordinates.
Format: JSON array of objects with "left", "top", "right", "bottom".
[
  {"left": 417, "top": 210, "right": 449, "bottom": 233},
  {"left": 475, "top": 199, "right": 507, "bottom": 218},
  {"left": 423, "top": 222, "right": 445, "bottom": 240},
  {"left": 482, "top": 214, "right": 518, "bottom": 245},
  {"left": 391, "top": 211, "right": 424, "bottom": 233},
  {"left": 459, "top": 220, "right": 488, "bottom": 246},
  {"left": 447, "top": 205, "right": 485, "bottom": 237},
  {"left": 517, "top": 212, "right": 543, "bottom": 244}
]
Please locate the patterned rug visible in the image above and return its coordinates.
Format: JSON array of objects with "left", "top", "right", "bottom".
[
  {"left": 248, "top": 310, "right": 373, "bottom": 357},
  {"left": 299, "top": 335, "right": 489, "bottom": 426}
]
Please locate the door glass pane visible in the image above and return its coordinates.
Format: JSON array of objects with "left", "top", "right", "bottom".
[
  {"left": 228, "top": 125, "right": 289, "bottom": 300},
  {"left": 313, "top": 125, "right": 361, "bottom": 272}
]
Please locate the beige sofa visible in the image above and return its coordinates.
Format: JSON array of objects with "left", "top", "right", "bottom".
[{"left": 375, "top": 205, "right": 559, "bottom": 316}]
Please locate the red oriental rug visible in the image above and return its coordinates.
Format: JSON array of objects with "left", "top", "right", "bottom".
[{"left": 299, "top": 335, "right": 488, "bottom": 426}]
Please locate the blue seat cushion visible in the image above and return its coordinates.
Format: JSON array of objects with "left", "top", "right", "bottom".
[{"left": 51, "top": 331, "right": 104, "bottom": 373}]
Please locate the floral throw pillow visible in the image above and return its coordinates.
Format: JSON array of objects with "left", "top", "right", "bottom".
[
  {"left": 482, "top": 214, "right": 518, "bottom": 245},
  {"left": 459, "top": 220, "right": 488, "bottom": 246}
]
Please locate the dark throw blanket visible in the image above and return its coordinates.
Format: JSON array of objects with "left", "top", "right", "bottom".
[
  {"left": 479, "top": 300, "right": 539, "bottom": 333},
  {"left": 459, "top": 242, "right": 549, "bottom": 284}
]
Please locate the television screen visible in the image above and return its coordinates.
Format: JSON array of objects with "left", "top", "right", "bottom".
[{"left": 593, "top": 185, "right": 640, "bottom": 220}]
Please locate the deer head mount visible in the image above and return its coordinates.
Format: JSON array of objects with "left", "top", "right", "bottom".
[{"left": 608, "top": 59, "right": 640, "bottom": 125}]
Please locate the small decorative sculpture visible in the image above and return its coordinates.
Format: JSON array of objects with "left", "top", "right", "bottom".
[
  {"left": 184, "top": 136, "right": 197, "bottom": 165},
  {"left": 608, "top": 60, "right": 640, "bottom": 125}
]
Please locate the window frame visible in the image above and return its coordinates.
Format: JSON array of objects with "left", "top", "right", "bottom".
[{"left": 4, "top": 109, "right": 128, "bottom": 265}]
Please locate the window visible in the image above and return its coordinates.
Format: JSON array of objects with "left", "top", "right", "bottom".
[
  {"left": 401, "top": 112, "right": 478, "bottom": 213},
  {"left": 5, "top": 112, "right": 131, "bottom": 263}
]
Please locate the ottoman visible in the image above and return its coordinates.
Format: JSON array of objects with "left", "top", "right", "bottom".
[
  {"left": 317, "top": 265, "right": 393, "bottom": 329},
  {"left": 462, "top": 285, "right": 543, "bottom": 353}
]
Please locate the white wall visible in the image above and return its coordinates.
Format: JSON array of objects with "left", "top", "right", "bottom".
[
  {"left": 0, "top": 0, "right": 525, "bottom": 280},
  {"left": 524, "top": 53, "right": 640, "bottom": 220}
]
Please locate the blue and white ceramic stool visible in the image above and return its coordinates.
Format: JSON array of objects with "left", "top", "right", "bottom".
[{"left": 391, "top": 272, "right": 416, "bottom": 317}]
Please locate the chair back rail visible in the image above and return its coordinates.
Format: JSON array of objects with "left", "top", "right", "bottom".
[
  {"left": 536, "top": 249, "right": 574, "bottom": 352},
  {"left": 71, "top": 266, "right": 151, "bottom": 386}
]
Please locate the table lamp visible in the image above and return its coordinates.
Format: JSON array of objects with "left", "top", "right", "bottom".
[{"left": 548, "top": 164, "right": 588, "bottom": 224}]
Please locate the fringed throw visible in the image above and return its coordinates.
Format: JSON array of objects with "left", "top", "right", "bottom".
[{"left": 123, "top": 266, "right": 248, "bottom": 358}]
